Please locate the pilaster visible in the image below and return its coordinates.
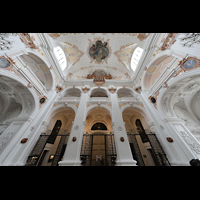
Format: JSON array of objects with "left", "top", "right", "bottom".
[
  {"left": 58, "top": 92, "right": 88, "bottom": 166},
  {"left": 140, "top": 91, "right": 195, "bottom": 165},
  {"left": 110, "top": 92, "right": 137, "bottom": 166}
]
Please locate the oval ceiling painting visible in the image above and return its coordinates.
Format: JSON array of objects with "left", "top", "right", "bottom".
[
  {"left": 0, "top": 58, "right": 10, "bottom": 68},
  {"left": 183, "top": 59, "right": 197, "bottom": 69}
]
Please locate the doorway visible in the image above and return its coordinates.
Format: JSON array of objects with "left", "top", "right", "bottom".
[
  {"left": 91, "top": 135, "right": 106, "bottom": 166},
  {"left": 80, "top": 133, "right": 117, "bottom": 166}
]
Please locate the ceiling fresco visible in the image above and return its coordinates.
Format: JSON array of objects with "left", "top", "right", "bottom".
[
  {"left": 47, "top": 33, "right": 150, "bottom": 80},
  {"left": 88, "top": 39, "right": 111, "bottom": 63},
  {"left": 63, "top": 42, "right": 84, "bottom": 66}
]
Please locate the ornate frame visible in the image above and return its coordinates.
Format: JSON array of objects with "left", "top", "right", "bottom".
[{"left": 179, "top": 57, "right": 200, "bottom": 71}]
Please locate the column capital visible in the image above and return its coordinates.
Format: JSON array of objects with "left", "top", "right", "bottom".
[
  {"left": 83, "top": 121, "right": 86, "bottom": 127},
  {"left": 148, "top": 121, "right": 155, "bottom": 128},
  {"left": 42, "top": 121, "right": 49, "bottom": 127}
]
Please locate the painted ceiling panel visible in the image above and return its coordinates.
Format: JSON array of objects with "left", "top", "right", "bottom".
[{"left": 47, "top": 33, "right": 150, "bottom": 80}]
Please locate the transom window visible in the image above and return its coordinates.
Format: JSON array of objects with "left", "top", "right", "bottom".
[
  {"left": 131, "top": 47, "right": 143, "bottom": 71},
  {"left": 53, "top": 46, "right": 67, "bottom": 70}
]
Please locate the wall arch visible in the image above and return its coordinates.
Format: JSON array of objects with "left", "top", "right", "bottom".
[
  {"left": 121, "top": 104, "right": 151, "bottom": 124},
  {"left": 142, "top": 50, "right": 174, "bottom": 92},
  {"left": 157, "top": 68, "right": 200, "bottom": 119},
  {"left": 19, "top": 50, "right": 54, "bottom": 91},
  {"left": 86, "top": 104, "right": 112, "bottom": 121},
  {"left": 61, "top": 87, "right": 82, "bottom": 97},
  {"left": 85, "top": 105, "right": 113, "bottom": 135},
  {"left": 122, "top": 105, "right": 151, "bottom": 133},
  {"left": 117, "top": 87, "right": 135, "bottom": 98},
  {"left": 0, "top": 70, "right": 39, "bottom": 120},
  {"left": 45, "top": 104, "right": 77, "bottom": 124},
  {"left": 89, "top": 87, "right": 110, "bottom": 98},
  {"left": 90, "top": 120, "right": 108, "bottom": 131}
]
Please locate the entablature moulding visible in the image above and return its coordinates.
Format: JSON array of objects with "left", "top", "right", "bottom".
[
  {"left": 55, "top": 97, "right": 142, "bottom": 105},
  {"left": 63, "top": 79, "right": 134, "bottom": 87}
]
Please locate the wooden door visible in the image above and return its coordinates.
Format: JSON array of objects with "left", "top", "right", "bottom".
[{"left": 91, "top": 135, "right": 106, "bottom": 166}]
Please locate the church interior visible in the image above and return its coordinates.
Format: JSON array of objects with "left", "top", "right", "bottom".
[{"left": 0, "top": 33, "right": 200, "bottom": 166}]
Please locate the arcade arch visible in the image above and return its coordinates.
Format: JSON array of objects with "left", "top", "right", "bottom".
[
  {"left": 90, "top": 88, "right": 108, "bottom": 98},
  {"left": 122, "top": 106, "right": 156, "bottom": 166},
  {"left": 85, "top": 106, "right": 112, "bottom": 134},
  {"left": 122, "top": 106, "right": 149, "bottom": 132},
  {"left": 28, "top": 105, "right": 76, "bottom": 166},
  {"left": 62, "top": 88, "right": 81, "bottom": 97},
  {"left": 117, "top": 88, "right": 134, "bottom": 98}
]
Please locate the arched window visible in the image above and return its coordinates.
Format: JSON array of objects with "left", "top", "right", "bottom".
[
  {"left": 91, "top": 123, "right": 108, "bottom": 130},
  {"left": 131, "top": 47, "right": 143, "bottom": 71},
  {"left": 53, "top": 46, "right": 67, "bottom": 70}
]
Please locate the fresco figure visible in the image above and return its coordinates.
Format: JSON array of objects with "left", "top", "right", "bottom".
[{"left": 89, "top": 40, "right": 109, "bottom": 63}]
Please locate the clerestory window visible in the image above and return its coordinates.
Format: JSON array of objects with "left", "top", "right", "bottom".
[
  {"left": 53, "top": 46, "right": 67, "bottom": 70},
  {"left": 131, "top": 47, "right": 143, "bottom": 71}
]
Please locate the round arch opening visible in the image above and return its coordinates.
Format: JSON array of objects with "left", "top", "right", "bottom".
[
  {"left": 90, "top": 88, "right": 108, "bottom": 98},
  {"left": 91, "top": 122, "right": 108, "bottom": 130}
]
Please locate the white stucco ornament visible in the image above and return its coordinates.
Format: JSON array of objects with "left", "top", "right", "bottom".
[
  {"left": 74, "top": 125, "right": 79, "bottom": 130},
  {"left": 118, "top": 126, "right": 123, "bottom": 131}
]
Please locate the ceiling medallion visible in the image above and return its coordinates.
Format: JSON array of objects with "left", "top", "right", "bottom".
[{"left": 87, "top": 38, "right": 111, "bottom": 64}]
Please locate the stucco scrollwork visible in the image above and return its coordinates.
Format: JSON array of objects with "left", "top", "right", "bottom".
[
  {"left": 180, "top": 131, "right": 200, "bottom": 155},
  {"left": 74, "top": 125, "right": 79, "bottom": 130},
  {"left": 163, "top": 97, "right": 169, "bottom": 113},
  {"left": 117, "top": 126, "right": 123, "bottom": 131},
  {"left": 0, "top": 132, "right": 14, "bottom": 153}
]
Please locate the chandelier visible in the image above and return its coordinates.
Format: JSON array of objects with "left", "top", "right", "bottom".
[{"left": 179, "top": 33, "right": 200, "bottom": 48}]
